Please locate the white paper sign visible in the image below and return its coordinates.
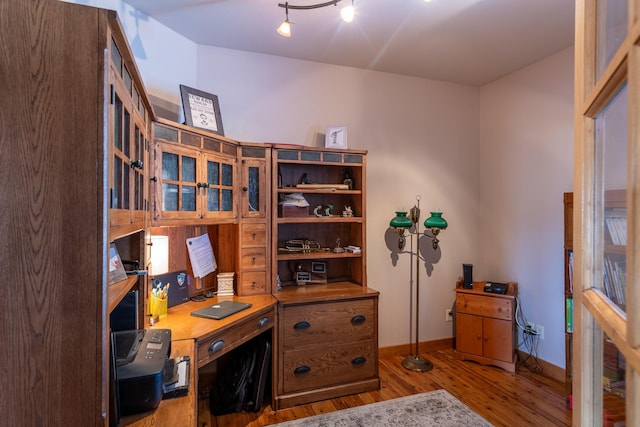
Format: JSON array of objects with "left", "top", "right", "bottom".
[{"left": 186, "top": 234, "right": 217, "bottom": 278}]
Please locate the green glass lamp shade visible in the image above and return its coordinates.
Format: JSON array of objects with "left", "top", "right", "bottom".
[
  {"left": 424, "top": 211, "right": 447, "bottom": 229},
  {"left": 390, "top": 211, "right": 413, "bottom": 229}
]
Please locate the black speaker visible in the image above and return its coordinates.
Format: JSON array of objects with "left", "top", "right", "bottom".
[{"left": 463, "top": 264, "right": 473, "bottom": 289}]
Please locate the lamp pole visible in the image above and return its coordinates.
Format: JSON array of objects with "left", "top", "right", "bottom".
[{"left": 389, "top": 196, "right": 448, "bottom": 372}]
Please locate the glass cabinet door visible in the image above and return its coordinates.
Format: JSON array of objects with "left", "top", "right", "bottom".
[
  {"left": 201, "top": 152, "right": 236, "bottom": 219},
  {"left": 241, "top": 157, "right": 268, "bottom": 218},
  {"left": 157, "top": 145, "right": 200, "bottom": 221},
  {"left": 110, "top": 80, "right": 132, "bottom": 227},
  {"left": 130, "top": 117, "right": 147, "bottom": 224}
]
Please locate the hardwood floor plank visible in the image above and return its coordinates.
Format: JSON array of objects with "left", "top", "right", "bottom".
[{"left": 207, "top": 347, "right": 571, "bottom": 427}]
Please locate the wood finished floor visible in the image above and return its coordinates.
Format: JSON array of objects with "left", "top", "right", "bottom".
[{"left": 203, "top": 347, "right": 572, "bottom": 427}]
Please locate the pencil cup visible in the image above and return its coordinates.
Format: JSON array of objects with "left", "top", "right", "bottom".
[{"left": 149, "top": 294, "right": 168, "bottom": 317}]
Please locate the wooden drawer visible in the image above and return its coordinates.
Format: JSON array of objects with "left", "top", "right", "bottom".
[
  {"left": 241, "top": 247, "right": 266, "bottom": 269},
  {"left": 282, "top": 299, "right": 375, "bottom": 349},
  {"left": 241, "top": 222, "right": 267, "bottom": 246},
  {"left": 196, "top": 310, "right": 274, "bottom": 367},
  {"left": 238, "top": 271, "right": 267, "bottom": 295},
  {"left": 282, "top": 341, "right": 377, "bottom": 393},
  {"left": 456, "top": 293, "right": 513, "bottom": 321}
]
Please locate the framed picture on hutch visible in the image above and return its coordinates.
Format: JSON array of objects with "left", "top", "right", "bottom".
[
  {"left": 180, "top": 84, "right": 225, "bottom": 136},
  {"left": 325, "top": 126, "right": 347, "bottom": 149}
]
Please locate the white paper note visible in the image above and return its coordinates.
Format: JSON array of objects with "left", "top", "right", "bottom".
[{"left": 186, "top": 234, "right": 217, "bottom": 278}]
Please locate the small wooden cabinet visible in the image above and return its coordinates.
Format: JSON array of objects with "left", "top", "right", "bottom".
[{"left": 454, "top": 281, "right": 518, "bottom": 372}]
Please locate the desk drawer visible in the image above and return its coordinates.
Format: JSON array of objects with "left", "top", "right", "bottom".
[
  {"left": 238, "top": 271, "right": 267, "bottom": 295},
  {"left": 241, "top": 223, "right": 267, "bottom": 246},
  {"left": 241, "top": 247, "right": 267, "bottom": 270},
  {"left": 456, "top": 293, "right": 513, "bottom": 321},
  {"left": 197, "top": 310, "right": 274, "bottom": 367},
  {"left": 282, "top": 299, "right": 375, "bottom": 350},
  {"left": 282, "top": 341, "right": 377, "bottom": 393}
]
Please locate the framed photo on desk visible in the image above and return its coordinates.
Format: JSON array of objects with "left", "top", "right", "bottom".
[{"left": 180, "top": 84, "right": 225, "bottom": 136}]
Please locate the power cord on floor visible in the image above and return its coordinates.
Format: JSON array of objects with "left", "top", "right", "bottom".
[{"left": 515, "top": 295, "right": 543, "bottom": 374}]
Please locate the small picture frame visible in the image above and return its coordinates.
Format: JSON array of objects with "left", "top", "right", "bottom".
[
  {"left": 325, "top": 126, "right": 347, "bottom": 149},
  {"left": 109, "top": 243, "right": 128, "bottom": 285},
  {"left": 179, "top": 84, "right": 225, "bottom": 136}
]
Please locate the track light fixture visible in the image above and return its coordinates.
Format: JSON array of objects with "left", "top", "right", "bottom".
[{"left": 277, "top": 0, "right": 355, "bottom": 37}]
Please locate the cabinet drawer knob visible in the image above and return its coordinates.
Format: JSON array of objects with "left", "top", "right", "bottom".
[
  {"left": 258, "top": 317, "right": 270, "bottom": 327},
  {"left": 208, "top": 339, "right": 225, "bottom": 353},
  {"left": 351, "top": 356, "right": 366, "bottom": 365},
  {"left": 351, "top": 315, "right": 366, "bottom": 325},
  {"left": 293, "top": 321, "right": 311, "bottom": 330},
  {"left": 294, "top": 365, "right": 311, "bottom": 375},
  {"left": 498, "top": 307, "right": 503, "bottom": 312}
]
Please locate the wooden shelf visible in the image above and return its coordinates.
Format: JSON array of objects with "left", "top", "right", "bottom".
[
  {"left": 277, "top": 216, "right": 363, "bottom": 224},
  {"left": 278, "top": 188, "right": 362, "bottom": 195},
  {"left": 277, "top": 251, "right": 361, "bottom": 261},
  {"left": 108, "top": 275, "right": 140, "bottom": 313}
]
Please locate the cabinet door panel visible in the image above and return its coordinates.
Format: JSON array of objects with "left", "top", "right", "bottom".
[
  {"left": 483, "top": 317, "right": 514, "bottom": 362},
  {"left": 455, "top": 312, "right": 483, "bottom": 357}
]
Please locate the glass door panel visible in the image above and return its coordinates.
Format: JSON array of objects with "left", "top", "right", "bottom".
[
  {"left": 593, "top": 61, "right": 627, "bottom": 425},
  {"left": 247, "top": 165, "right": 260, "bottom": 213},
  {"left": 595, "top": 83, "right": 627, "bottom": 314},
  {"left": 596, "top": 0, "right": 628, "bottom": 79},
  {"left": 603, "top": 335, "right": 626, "bottom": 425},
  {"left": 160, "top": 150, "right": 197, "bottom": 214},
  {"left": 202, "top": 154, "right": 235, "bottom": 218}
]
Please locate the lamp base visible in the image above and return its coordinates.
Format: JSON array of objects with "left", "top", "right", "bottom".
[{"left": 401, "top": 355, "right": 433, "bottom": 372}]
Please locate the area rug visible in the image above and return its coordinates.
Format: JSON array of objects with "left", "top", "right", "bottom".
[{"left": 272, "top": 389, "right": 493, "bottom": 426}]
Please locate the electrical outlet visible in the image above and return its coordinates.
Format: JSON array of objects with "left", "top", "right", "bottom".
[
  {"left": 445, "top": 308, "right": 453, "bottom": 322},
  {"left": 535, "top": 324, "right": 544, "bottom": 340}
]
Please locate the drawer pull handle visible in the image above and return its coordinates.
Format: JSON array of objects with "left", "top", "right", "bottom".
[
  {"left": 258, "top": 317, "right": 270, "bottom": 327},
  {"left": 294, "top": 321, "right": 311, "bottom": 330},
  {"left": 351, "top": 356, "right": 366, "bottom": 365},
  {"left": 209, "top": 339, "right": 225, "bottom": 353},
  {"left": 294, "top": 365, "right": 311, "bottom": 375},
  {"left": 351, "top": 315, "right": 366, "bottom": 325},
  {"left": 498, "top": 307, "right": 503, "bottom": 312}
]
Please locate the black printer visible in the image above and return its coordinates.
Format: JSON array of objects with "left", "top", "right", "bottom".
[{"left": 113, "top": 328, "right": 171, "bottom": 416}]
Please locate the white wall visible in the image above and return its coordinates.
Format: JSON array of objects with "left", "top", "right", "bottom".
[
  {"left": 478, "top": 47, "right": 574, "bottom": 367},
  {"left": 195, "top": 46, "right": 483, "bottom": 347},
  {"left": 61, "top": 0, "right": 197, "bottom": 108}
]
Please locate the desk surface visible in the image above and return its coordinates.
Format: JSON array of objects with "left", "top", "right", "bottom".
[{"left": 148, "top": 294, "right": 277, "bottom": 340}]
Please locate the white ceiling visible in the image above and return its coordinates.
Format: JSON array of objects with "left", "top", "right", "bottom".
[{"left": 123, "top": 0, "right": 575, "bottom": 86}]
